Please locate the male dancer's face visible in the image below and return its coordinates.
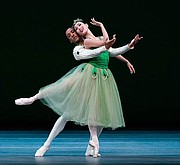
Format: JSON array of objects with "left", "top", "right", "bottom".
[{"left": 65, "top": 28, "right": 80, "bottom": 43}]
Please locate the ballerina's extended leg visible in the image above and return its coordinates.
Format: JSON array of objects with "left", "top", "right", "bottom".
[{"left": 15, "top": 93, "right": 41, "bottom": 105}]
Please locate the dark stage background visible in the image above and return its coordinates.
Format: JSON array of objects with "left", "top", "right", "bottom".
[{"left": 1, "top": 0, "right": 179, "bottom": 130}]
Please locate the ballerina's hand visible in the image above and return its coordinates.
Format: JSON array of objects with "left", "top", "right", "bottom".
[
  {"left": 127, "top": 61, "right": 135, "bottom": 74},
  {"left": 105, "top": 34, "right": 116, "bottom": 49},
  {"left": 90, "top": 18, "right": 103, "bottom": 27}
]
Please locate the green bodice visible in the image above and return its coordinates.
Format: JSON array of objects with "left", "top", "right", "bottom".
[
  {"left": 88, "top": 50, "right": 109, "bottom": 69},
  {"left": 81, "top": 50, "right": 110, "bottom": 79}
]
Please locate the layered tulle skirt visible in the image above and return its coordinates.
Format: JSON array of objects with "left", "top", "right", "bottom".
[{"left": 39, "top": 63, "right": 125, "bottom": 129}]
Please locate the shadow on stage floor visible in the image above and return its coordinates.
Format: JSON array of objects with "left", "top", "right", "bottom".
[{"left": 0, "top": 130, "right": 180, "bottom": 164}]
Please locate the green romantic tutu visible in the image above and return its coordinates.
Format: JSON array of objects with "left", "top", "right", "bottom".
[{"left": 39, "top": 51, "right": 125, "bottom": 129}]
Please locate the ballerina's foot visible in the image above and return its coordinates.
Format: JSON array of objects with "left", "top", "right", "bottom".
[
  {"left": 93, "top": 151, "right": 100, "bottom": 158},
  {"left": 15, "top": 97, "right": 34, "bottom": 105},
  {"left": 85, "top": 150, "right": 101, "bottom": 157},
  {"left": 35, "top": 145, "right": 50, "bottom": 157},
  {"left": 89, "top": 140, "right": 100, "bottom": 158}
]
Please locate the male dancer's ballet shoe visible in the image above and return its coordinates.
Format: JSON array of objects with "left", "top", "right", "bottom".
[
  {"left": 15, "top": 97, "right": 34, "bottom": 105},
  {"left": 35, "top": 145, "right": 50, "bottom": 157},
  {"left": 89, "top": 140, "right": 100, "bottom": 158}
]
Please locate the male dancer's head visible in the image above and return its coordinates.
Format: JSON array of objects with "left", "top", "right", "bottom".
[{"left": 65, "top": 27, "right": 84, "bottom": 45}]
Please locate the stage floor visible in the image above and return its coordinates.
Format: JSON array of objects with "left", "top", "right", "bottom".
[{"left": 0, "top": 130, "right": 180, "bottom": 164}]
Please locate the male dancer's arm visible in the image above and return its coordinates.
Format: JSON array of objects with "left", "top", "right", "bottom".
[
  {"left": 108, "top": 34, "right": 143, "bottom": 57},
  {"left": 73, "top": 46, "right": 107, "bottom": 60},
  {"left": 108, "top": 45, "right": 132, "bottom": 57},
  {"left": 73, "top": 37, "right": 116, "bottom": 60},
  {"left": 73, "top": 34, "right": 143, "bottom": 60}
]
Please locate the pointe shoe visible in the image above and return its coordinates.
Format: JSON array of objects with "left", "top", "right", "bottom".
[
  {"left": 15, "top": 97, "right": 34, "bottom": 105},
  {"left": 35, "top": 145, "right": 50, "bottom": 157},
  {"left": 89, "top": 140, "right": 100, "bottom": 158},
  {"left": 85, "top": 144, "right": 93, "bottom": 156},
  {"left": 85, "top": 150, "right": 101, "bottom": 157},
  {"left": 85, "top": 146, "right": 101, "bottom": 157}
]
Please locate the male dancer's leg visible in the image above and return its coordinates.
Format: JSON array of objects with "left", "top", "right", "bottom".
[{"left": 35, "top": 116, "right": 67, "bottom": 157}]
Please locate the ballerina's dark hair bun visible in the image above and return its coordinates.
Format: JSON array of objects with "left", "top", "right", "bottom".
[{"left": 73, "top": 18, "right": 84, "bottom": 26}]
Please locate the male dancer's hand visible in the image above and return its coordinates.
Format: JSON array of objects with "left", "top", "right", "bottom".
[
  {"left": 105, "top": 34, "right": 116, "bottom": 49},
  {"left": 129, "top": 34, "right": 143, "bottom": 48}
]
